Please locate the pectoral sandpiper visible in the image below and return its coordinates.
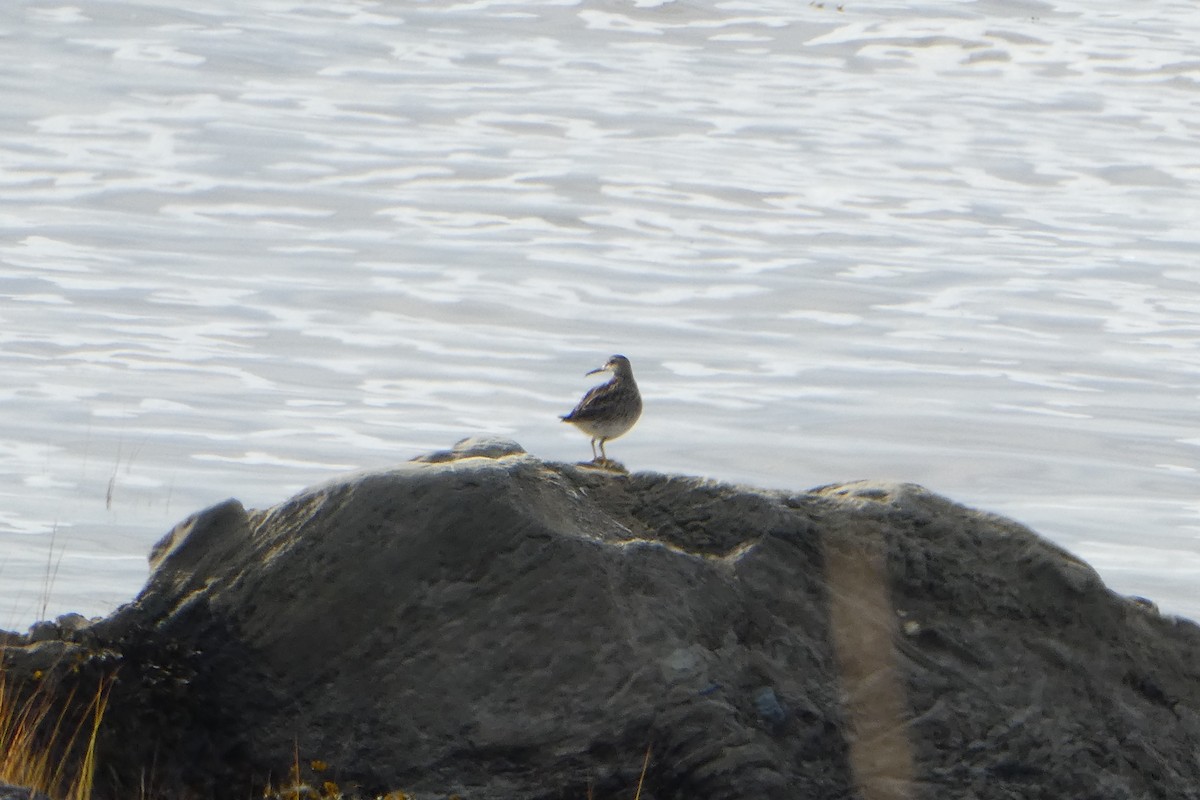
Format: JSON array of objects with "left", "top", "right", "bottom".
[{"left": 561, "top": 354, "right": 642, "bottom": 465}]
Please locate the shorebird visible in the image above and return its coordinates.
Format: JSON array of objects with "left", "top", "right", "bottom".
[{"left": 561, "top": 354, "right": 642, "bottom": 464}]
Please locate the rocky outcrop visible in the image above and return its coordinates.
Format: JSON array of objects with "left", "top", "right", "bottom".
[
  {"left": 4, "top": 438, "right": 1200, "bottom": 800},
  {"left": 0, "top": 785, "right": 49, "bottom": 800}
]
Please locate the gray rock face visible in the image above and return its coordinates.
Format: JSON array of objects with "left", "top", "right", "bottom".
[
  {"left": 6, "top": 440, "right": 1200, "bottom": 800},
  {"left": 0, "top": 785, "right": 50, "bottom": 800}
]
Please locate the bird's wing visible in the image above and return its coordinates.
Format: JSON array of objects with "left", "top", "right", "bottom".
[{"left": 562, "top": 380, "right": 625, "bottom": 422}]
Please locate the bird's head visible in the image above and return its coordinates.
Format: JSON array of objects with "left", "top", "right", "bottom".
[{"left": 587, "top": 354, "right": 632, "bottom": 377}]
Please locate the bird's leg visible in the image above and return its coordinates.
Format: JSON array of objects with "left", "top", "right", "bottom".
[
  {"left": 598, "top": 438, "right": 608, "bottom": 463},
  {"left": 590, "top": 437, "right": 599, "bottom": 461}
]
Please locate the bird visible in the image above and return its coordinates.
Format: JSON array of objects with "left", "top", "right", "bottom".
[{"left": 560, "top": 354, "right": 643, "bottom": 465}]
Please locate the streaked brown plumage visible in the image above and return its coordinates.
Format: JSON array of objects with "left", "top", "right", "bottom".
[{"left": 561, "top": 354, "right": 642, "bottom": 463}]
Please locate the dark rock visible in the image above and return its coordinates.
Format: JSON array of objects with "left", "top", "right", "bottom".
[
  {"left": 753, "top": 686, "right": 787, "bottom": 729},
  {"left": 0, "top": 784, "right": 50, "bottom": 800},
  {"left": 25, "top": 620, "right": 58, "bottom": 644},
  {"left": 5, "top": 445, "right": 1200, "bottom": 800},
  {"left": 410, "top": 434, "right": 527, "bottom": 463},
  {"left": 24, "top": 613, "right": 95, "bottom": 645},
  {"left": 54, "top": 612, "right": 91, "bottom": 634}
]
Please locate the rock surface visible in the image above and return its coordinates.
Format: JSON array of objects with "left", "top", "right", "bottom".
[
  {"left": 4, "top": 438, "right": 1200, "bottom": 800},
  {"left": 0, "top": 785, "right": 50, "bottom": 800}
]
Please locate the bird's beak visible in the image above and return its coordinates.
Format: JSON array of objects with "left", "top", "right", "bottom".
[{"left": 586, "top": 366, "right": 606, "bottom": 376}]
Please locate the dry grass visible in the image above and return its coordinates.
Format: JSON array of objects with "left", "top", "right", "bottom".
[
  {"left": 259, "top": 746, "right": 413, "bottom": 800},
  {"left": 585, "top": 743, "right": 652, "bottom": 800},
  {"left": 4, "top": 643, "right": 648, "bottom": 800},
  {"left": 261, "top": 743, "right": 653, "bottom": 800},
  {"left": 0, "top": 654, "right": 110, "bottom": 800},
  {"left": 633, "top": 744, "right": 651, "bottom": 800}
]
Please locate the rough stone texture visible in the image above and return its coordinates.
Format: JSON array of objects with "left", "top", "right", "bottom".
[
  {"left": 4, "top": 438, "right": 1200, "bottom": 800},
  {"left": 0, "top": 785, "right": 50, "bottom": 800}
]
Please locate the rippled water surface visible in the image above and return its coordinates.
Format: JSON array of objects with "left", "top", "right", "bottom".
[{"left": 3, "top": 0, "right": 1199, "bottom": 628}]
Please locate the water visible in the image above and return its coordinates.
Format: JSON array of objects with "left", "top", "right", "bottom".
[{"left": 2, "top": 0, "right": 1199, "bottom": 629}]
